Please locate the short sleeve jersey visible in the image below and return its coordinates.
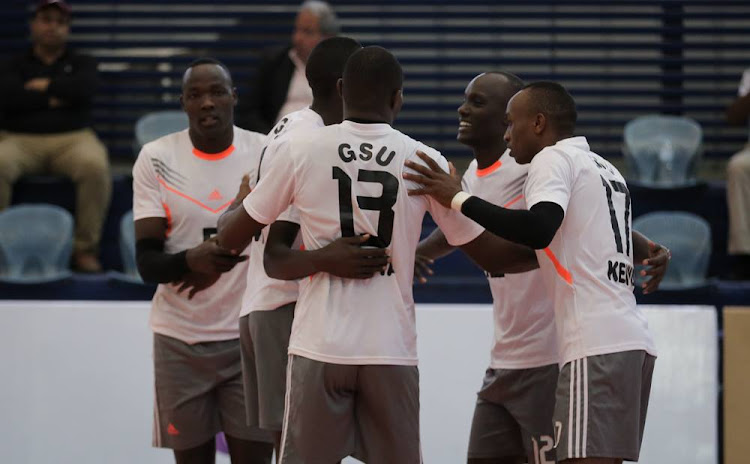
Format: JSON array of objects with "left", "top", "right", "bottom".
[
  {"left": 243, "top": 121, "right": 485, "bottom": 365},
  {"left": 524, "top": 136, "right": 657, "bottom": 365},
  {"left": 239, "top": 107, "right": 324, "bottom": 317},
  {"left": 132, "top": 127, "right": 266, "bottom": 344},
  {"left": 462, "top": 151, "right": 558, "bottom": 369}
]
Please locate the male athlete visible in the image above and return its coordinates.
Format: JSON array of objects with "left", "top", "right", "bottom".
[
  {"left": 132, "top": 59, "right": 272, "bottom": 463},
  {"left": 230, "top": 37, "right": 387, "bottom": 459},
  {"left": 416, "top": 74, "right": 669, "bottom": 464},
  {"left": 217, "top": 46, "right": 539, "bottom": 463},
  {"left": 405, "top": 82, "right": 659, "bottom": 464}
]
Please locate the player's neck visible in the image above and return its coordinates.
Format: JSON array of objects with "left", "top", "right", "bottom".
[
  {"left": 310, "top": 100, "right": 343, "bottom": 126},
  {"left": 472, "top": 139, "right": 507, "bottom": 170},
  {"left": 189, "top": 127, "right": 234, "bottom": 154},
  {"left": 343, "top": 109, "right": 391, "bottom": 125}
]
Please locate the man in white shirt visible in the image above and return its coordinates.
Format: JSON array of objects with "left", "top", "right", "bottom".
[
  {"left": 132, "top": 59, "right": 273, "bottom": 463},
  {"left": 405, "top": 82, "right": 660, "bottom": 464},
  {"left": 417, "top": 74, "right": 669, "bottom": 464},
  {"left": 217, "top": 46, "right": 540, "bottom": 464},
  {"left": 232, "top": 37, "right": 383, "bottom": 459}
]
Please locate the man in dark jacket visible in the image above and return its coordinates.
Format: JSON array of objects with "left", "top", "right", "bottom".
[
  {"left": 236, "top": 1, "right": 340, "bottom": 134},
  {"left": 0, "top": 0, "right": 110, "bottom": 273}
]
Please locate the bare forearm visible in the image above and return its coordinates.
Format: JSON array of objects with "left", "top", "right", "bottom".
[
  {"left": 417, "top": 228, "right": 455, "bottom": 260},
  {"left": 264, "top": 246, "right": 322, "bottom": 280},
  {"left": 632, "top": 230, "right": 651, "bottom": 263},
  {"left": 460, "top": 231, "right": 539, "bottom": 274}
]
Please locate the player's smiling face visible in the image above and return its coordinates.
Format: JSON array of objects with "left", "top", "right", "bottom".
[
  {"left": 504, "top": 90, "right": 538, "bottom": 165},
  {"left": 457, "top": 74, "right": 507, "bottom": 148},
  {"left": 181, "top": 64, "right": 237, "bottom": 139}
]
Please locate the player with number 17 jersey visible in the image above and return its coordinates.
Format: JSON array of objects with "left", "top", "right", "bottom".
[
  {"left": 243, "top": 120, "right": 484, "bottom": 365},
  {"left": 524, "top": 137, "right": 657, "bottom": 365}
]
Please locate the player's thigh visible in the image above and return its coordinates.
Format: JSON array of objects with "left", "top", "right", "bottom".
[
  {"left": 245, "top": 304, "right": 295, "bottom": 431},
  {"left": 467, "top": 398, "right": 525, "bottom": 462},
  {"left": 553, "top": 352, "right": 653, "bottom": 462},
  {"left": 279, "top": 356, "right": 358, "bottom": 464},
  {"left": 356, "top": 364, "right": 420, "bottom": 464},
  {"left": 153, "top": 334, "right": 221, "bottom": 450}
]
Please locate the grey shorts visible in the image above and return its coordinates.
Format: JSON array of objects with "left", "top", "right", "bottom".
[
  {"left": 554, "top": 350, "right": 656, "bottom": 462},
  {"left": 467, "top": 364, "right": 559, "bottom": 463},
  {"left": 239, "top": 303, "right": 295, "bottom": 431},
  {"left": 279, "top": 355, "right": 421, "bottom": 464},
  {"left": 152, "top": 333, "right": 272, "bottom": 450}
]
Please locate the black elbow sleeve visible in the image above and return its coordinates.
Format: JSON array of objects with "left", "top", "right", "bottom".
[{"left": 135, "top": 238, "right": 189, "bottom": 283}]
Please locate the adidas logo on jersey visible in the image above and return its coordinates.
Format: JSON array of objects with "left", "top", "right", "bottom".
[
  {"left": 167, "top": 423, "right": 180, "bottom": 436},
  {"left": 208, "top": 189, "right": 223, "bottom": 201}
]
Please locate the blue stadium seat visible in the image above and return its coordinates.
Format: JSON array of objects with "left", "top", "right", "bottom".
[
  {"left": 633, "top": 211, "right": 712, "bottom": 289},
  {"left": 133, "top": 110, "right": 188, "bottom": 155},
  {"left": 0, "top": 204, "right": 74, "bottom": 283},
  {"left": 108, "top": 210, "right": 145, "bottom": 285},
  {"left": 623, "top": 115, "right": 703, "bottom": 187}
]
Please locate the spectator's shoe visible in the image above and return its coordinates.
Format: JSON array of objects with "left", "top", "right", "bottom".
[{"left": 73, "top": 252, "right": 103, "bottom": 273}]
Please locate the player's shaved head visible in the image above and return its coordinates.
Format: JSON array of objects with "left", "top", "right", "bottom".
[
  {"left": 521, "top": 81, "right": 577, "bottom": 137},
  {"left": 306, "top": 36, "right": 362, "bottom": 99},
  {"left": 482, "top": 71, "right": 525, "bottom": 102},
  {"left": 182, "top": 57, "right": 233, "bottom": 88},
  {"left": 342, "top": 46, "right": 403, "bottom": 114}
]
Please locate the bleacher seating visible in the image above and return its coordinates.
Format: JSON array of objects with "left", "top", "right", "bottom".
[
  {"left": 1, "top": 1, "right": 749, "bottom": 306},
  {"left": 2, "top": 1, "right": 749, "bottom": 162}
]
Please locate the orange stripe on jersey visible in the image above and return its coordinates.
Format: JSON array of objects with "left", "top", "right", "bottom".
[
  {"left": 192, "top": 145, "right": 235, "bottom": 161},
  {"left": 475, "top": 159, "right": 502, "bottom": 177},
  {"left": 162, "top": 202, "right": 173, "bottom": 237},
  {"left": 158, "top": 178, "right": 234, "bottom": 214},
  {"left": 543, "top": 247, "right": 573, "bottom": 285},
  {"left": 503, "top": 194, "right": 524, "bottom": 208}
]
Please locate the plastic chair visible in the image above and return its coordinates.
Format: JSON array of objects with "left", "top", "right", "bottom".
[
  {"left": 633, "top": 211, "right": 712, "bottom": 289},
  {"left": 623, "top": 115, "right": 703, "bottom": 187},
  {"left": 108, "top": 210, "right": 145, "bottom": 284},
  {"left": 0, "top": 204, "right": 74, "bottom": 283},
  {"left": 133, "top": 110, "right": 188, "bottom": 155}
]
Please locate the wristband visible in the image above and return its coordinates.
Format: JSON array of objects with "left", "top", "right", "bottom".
[{"left": 450, "top": 191, "right": 472, "bottom": 212}]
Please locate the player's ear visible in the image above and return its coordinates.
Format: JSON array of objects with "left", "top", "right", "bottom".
[
  {"left": 336, "top": 78, "right": 343, "bottom": 98},
  {"left": 534, "top": 113, "right": 546, "bottom": 135},
  {"left": 391, "top": 88, "right": 403, "bottom": 115}
]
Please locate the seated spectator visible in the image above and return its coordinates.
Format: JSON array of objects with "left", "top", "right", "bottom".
[
  {"left": 236, "top": 1, "right": 340, "bottom": 133},
  {"left": 0, "top": 0, "right": 110, "bottom": 273},
  {"left": 726, "top": 68, "right": 750, "bottom": 280}
]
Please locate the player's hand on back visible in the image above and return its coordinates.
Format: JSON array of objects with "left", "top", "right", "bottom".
[
  {"left": 233, "top": 174, "right": 252, "bottom": 204},
  {"left": 316, "top": 234, "right": 390, "bottom": 279},
  {"left": 414, "top": 254, "right": 434, "bottom": 284},
  {"left": 175, "top": 271, "right": 221, "bottom": 299},
  {"left": 186, "top": 237, "right": 248, "bottom": 274},
  {"left": 403, "top": 150, "right": 463, "bottom": 208},
  {"left": 640, "top": 241, "right": 671, "bottom": 294}
]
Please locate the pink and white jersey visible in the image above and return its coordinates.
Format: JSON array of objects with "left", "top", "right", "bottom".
[
  {"left": 239, "top": 107, "right": 324, "bottom": 317},
  {"left": 132, "top": 126, "right": 265, "bottom": 344},
  {"left": 462, "top": 150, "right": 558, "bottom": 369},
  {"left": 524, "top": 136, "right": 657, "bottom": 365},
  {"left": 243, "top": 121, "right": 485, "bottom": 365}
]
